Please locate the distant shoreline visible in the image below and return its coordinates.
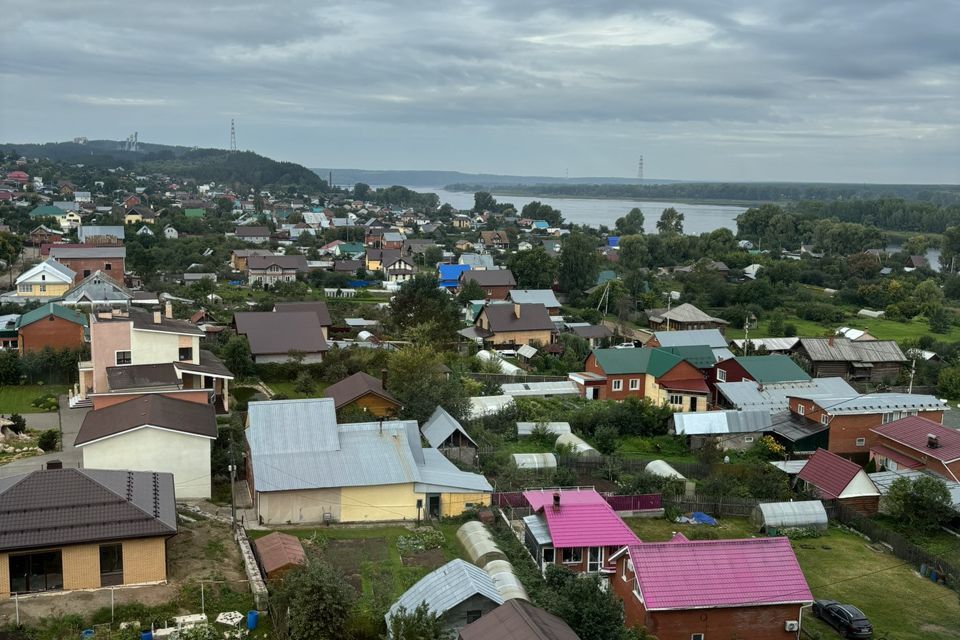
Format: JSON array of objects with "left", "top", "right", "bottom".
[{"left": 440, "top": 187, "right": 766, "bottom": 207}]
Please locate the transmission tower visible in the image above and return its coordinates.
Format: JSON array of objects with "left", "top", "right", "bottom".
[
  {"left": 637, "top": 156, "right": 644, "bottom": 181},
  {"left": 230, "top": 119, "right": 237, "bottom": 152}
]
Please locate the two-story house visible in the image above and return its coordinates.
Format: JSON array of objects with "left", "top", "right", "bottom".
[
  {"left": 472, "top": 303, "right": 554, "bottom": 348},
  {"left": 459, "top": 269, "right": 517, "bottom": 300},
  {"left": 48, "top": 245, "right": 126, "bottom": 282},
  {"left": 871, "top": 416, "right": 960, "bottom": 482},
  {"left": 246, "top": 254, "right": 308, "bottom": 286},
  {"left": 14, "top": 258, "right": 75, "bottom": 298}
]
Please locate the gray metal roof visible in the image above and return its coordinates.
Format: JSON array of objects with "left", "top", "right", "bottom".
[
  {"left": 716, "top": 378, "right": 857, "bottom": 413},
  {"left": 421, "top": 406, "right": 477, "bottom": 449},
  {"left": 793, "top": 393, "right": 946, "bottom": 415},
  {"left": 501, "top": 381, "right": 580, "bottom": 397},
  {"left": 753, "top": 501, "right": 828, "bottom": 529},
  {"left": 646, "top": 303, "right": 728, "bottom": 325},
  {"left": 508, "top": 289, "right": 561, "bottom": 308},
  {"left": 768, "top": 411, "right": 830, "bottom": 442},
  {"left": 869, "top": 469, "right": 960, "bottom": 509},
  {"left": 730, "top": 337, "right": 800, "bottom": 352},
  {"left": 769, "top": 460, "right": 809, "bottom": 475},
  {"left": 459, "top": 254, "right": 496, "bottom": 268},
  {"left": 522, "top": 514, "right": 552, "bottom": 545},
  {"left": 49, "top": 246, "right": 126, "bottom": 259},
  {"left": 672, "top": 410, "right": 771, "bottom": 436},
  {"left": 62, "top": 271, "right": 132, "bottom": 303},
  {"left": 654, "top": 329, "right": 728, "bottom": 349},
  {"left": 517, "top": 422, "right": 572, "bottom": 437},
  {"left": 387, "top": 559, "right": 503, "bottom": 624},
  {"left": 799, "top": 337, "right": 906, "bottom": 363}
]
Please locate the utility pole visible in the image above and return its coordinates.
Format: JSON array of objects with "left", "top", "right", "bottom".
[
  {"left": 908, "top": 357, "right": 916, "bottom": 394},
  {"left": 743, "top": 315, "right": 750, "bottom": 355},
  {"left": 665, "top": 293, "right": 673, "bottom": 331},
  {"left": 228, "top": 463, "right": 237, "bottom": 527}
]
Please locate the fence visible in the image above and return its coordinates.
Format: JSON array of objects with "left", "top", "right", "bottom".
[
  {"left": 557, "top": 455, "right": 716, "bottom": 480},
  {"left": 464, "top": 372, "right": 568, "bottom": 385},
  {"left": 663, "top": 491, "right": 760, "bottom": 518}
]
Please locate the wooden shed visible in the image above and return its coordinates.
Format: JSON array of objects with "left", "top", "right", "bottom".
[{"left": 254, "top": 532, "right": 306, "bottom": 579}]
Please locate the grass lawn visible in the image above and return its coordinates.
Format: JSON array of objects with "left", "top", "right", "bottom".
[
  {"left": 265, "top": 380, "right": 328, "bottom": 399},
  {"left": 617, "top": 435, "right": 697, "bottom": 463},
  {"left": 0, "top": 384, "right": 68, "bottom": 413},
  {"left": 624, "top": 515, "right": 757, "bottom": 541},
  {"left": 727, "top": 312, "right": 960, "bottom": 343},
  {"left": 871, "top": 516, "right": 960, "bottom": 569}
]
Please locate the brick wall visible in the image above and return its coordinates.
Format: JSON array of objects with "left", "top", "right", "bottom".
[
  {"left": 57, "top": 257, "right": 126, "bottom": 282},
  {"left": 18, "top": 315, "right": 86, "bottom": 352},
  {"left": 62, "top": 544, "right": 100, "bottom": 590},
  {"left": 122, "top": 537, "right": 168, "bottom": 585},
  {"left": 647, "top": 605, "right": 804, "bottom": 640}
]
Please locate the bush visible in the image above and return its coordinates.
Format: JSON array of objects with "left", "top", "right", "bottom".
[
  {"left": 7, "top": 413, "right": 26, "bottom": 434},
  {"left": 30, "top": 393, "right": 59, "bottom": 412},
  {"left": 37, "top": 429, "right": 59, "bottom": 452},
  {"left": 782, "top": 526, "right": 821, "bottom": 540},
  {"left": 592, "top": 425, "right": 619, "bottom": 455}
]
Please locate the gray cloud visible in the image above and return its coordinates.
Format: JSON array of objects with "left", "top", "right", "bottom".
[{"left": 0, "top": 0, "right": 957, "bottom": 182}]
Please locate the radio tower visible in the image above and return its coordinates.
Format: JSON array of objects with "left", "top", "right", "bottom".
[
  {"left": 637, "top": 156, "right": 644, "bottom": 181},
  {"left": 230, "top": 119, "right": 237, "bottom": 153}
]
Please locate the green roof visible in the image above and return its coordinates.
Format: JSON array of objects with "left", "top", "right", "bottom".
[
  {"left": 659, "top": 345, "right": 716, "bottom": 369},
  {"left": 184, "top": 208, "right": 206, "bottom": 218},
  {"left": 735, "top": 355, "right": 810, "bottom": 383},
  {"left": 591, "top": 347, "right": 682, "bottom": 377},
  {"left": 337, "top": 242, "right": 365, "bottom": 254},
  {"left": 30, "top": 205, "right": 65, "bottom": 218},
  {"left": 16, "top": 303, "right": 88, "bottom": 329},
  {"left": 596, "top": 270, "right": 616, "bottom": 285}
]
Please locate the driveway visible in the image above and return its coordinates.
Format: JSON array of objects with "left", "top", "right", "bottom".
[{"left": 0, "top": 396, "right": 87, "bottom": 478}]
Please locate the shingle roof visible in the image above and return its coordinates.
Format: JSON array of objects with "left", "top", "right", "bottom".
[
  {"left": 799, "top": 337, "right": 906, "bottom": 363},
  {"left": 459, "top": 599, "right": 581, "bottom": 640},
  {"left": 421, "top": 406, "right": 477, "bottom": 449},
  {"left": 462, "top": 269, "right": 517, "bottom": 287},
  {"left": 235, "top": 226, "right": 271, "bottom": 237},
  {"left": 797, "top": 448, "right": 866, "bottom": 499},
  {"left": 522, "top": 489, "right": 639, "bottom": 548},
  {"left": 482, "top": 303, "right": 554, "bottom": 333},
  {"left": 16, "top": 303, "right": 87, "bottom": 329},
  {"left": 387, "top": 559, "right": 503, "bottom": 624},
  {"left": 628, "top": 536, "right": 811, "bottom": 610},
  {"left": 590, "top": 347, "right": 683, "bottom": 377},
  {"left": 871, "top": 416, "right": 960, "bottom": 462},
  {"left": 324, "top": 371, "right": 399, "bottom": 409},
  {"left": 76, "top": 395, "right": 217, "bottom": 446},
  {"left": 0, "top": 468, "right": 177, "bottom": 553},
  {"left": 274, "top": 301, "right": 332, "bottom": 326},
  {"left": 234, "top": 311, "right": 329, "bottom": 355},
  {"left": 734, "top": 355, "right": 811, "bottom": 383}
]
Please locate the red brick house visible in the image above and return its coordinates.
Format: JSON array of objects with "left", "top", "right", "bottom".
[
  {"left": 870, "top": 416, "right": 960, "bottom": 482},
  {"left": 458, "top": 269, "right": 517, "bottom": 301},
  {"left": 16, "top": 303, "right": 88, "bottom": 354},
  {"left": 48, "top": 246, "right": 126, "bottom": 282},
  {"left": 797, "top": 448, "right": 881, "bottom": 515},
  {"left": 610, "top": 535, "right": 812, "bottom": 640}
]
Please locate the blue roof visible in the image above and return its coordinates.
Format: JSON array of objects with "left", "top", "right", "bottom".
[
  {"left": 532, "top": 220, "right": 549, "bottom": 228},
  {"left": 438, "top": 264, "right": 470, "bottom": 287},
  {"left": 607, "top": 236, "right": 620, "bottom": 247}
]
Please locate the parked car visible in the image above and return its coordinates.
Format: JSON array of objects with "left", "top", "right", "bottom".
[{"left": 813, "top": 599, "right": 873, "bottom": 639}]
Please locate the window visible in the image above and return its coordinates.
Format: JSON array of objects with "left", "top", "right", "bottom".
[
  {"left": 18, "top": 284, "right": 31, "bottom": 293},
  {"left": 40, "top": 274, "right": 46, "bottom": 281},
  {"left": 691, "top": 635, "right": 705, "bottom": 640},
  {"left": 744, "top": 436, "right": 754, "bottom": 443},
  {"left": 542, "top": 547, "right": 555, "bottom": 565},
  {"left": 632, "top": 579, "right": 643, "bottom": 602},
  {"left": 881, "top": 412, "right": 894, "bottom": 424},
  {"left": 797, "top": 404, "right": 805, "bottom": 416},
  {"left": 104, "top": 263, "right": 112, "bottom": 271},
  {"left": 115, "top": 351, "right": 132, "bottom": 365},
  {"left": 466, "top": 610, "right": 483, "bottom": 624},
  {"left": 856, "top": 437, "right": 866, "bottom": 447},
  {"left": 83, "top": 269, "right": 91, "bottom": 277},
  {"left": 561, "top": 547, "right": 583, "bottom": 564},
  {"left": 9, "top": 550, "right": 63, "bottom": 593},
  {"left": 717, "top": 369, "right": 727, "bottom": 382},
  {"left": 821, "top": 414, "right": 829, "bottom": 425},
  {"left": 669, "top": 394, "right": 683, "bottom": 406},
  {"left": 178, "top": 347, "right": 193, "bottom": 362},
  {"left": 39, "top": 284, "right": 46, "bottom": 293},
  {"left": 629, "top": 378, "right": 640, "bottom": 391},
  {"left": 612, "top": 379, "right": 623, "bottom": 392},
  {"left": 99, "top": 544, "right": 123, "bottom": 587}
]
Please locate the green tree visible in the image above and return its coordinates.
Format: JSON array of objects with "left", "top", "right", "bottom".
[
  {"left": 938, "top": 366, "right": 960, "bottom": 398},
  {"left": 928, "top": 305, "right": 952, "bottom": 334},
  {"left": 423, "top": 245, "right": 444, "bottom": 266},
  {"left": 618, "top": 235, "right": 649, "bottom": 272},
  {"left": 541, "top": 565, "right": 637, "bottom": 640},
  {"left": 767, "top": 312, "right": 785, "bottom": 337},
  {"left": 615, "top": 207, "right": 645, "bottom": 235},
  {"left": 886, "top": 475, "right": 953, "bottom": 532},
  {"left": 353, "top": 182, "right": 372, "bottom": 201},
  {"left": 458, "top": 278, "right": 486, "bottom": 305},
  {"left": 294, "top": 370, "right": 315, "bottom": 395},
  {"left": 222, "top": 335, "right": 255, "bottom": 379},
  {"left": 473, "top": 191, "right": 497, "bottom": 212},
  {"left": 387, "top": 346, "right": 469, "bottom": 423},
  {"left": 656, "top": 207, "right": 684, "bottom": 235},
  {"left": 593, "top": 425, "right": 619, "bottom": 455},
  {"left": 522, "top": 201, "right": 563, "bottom": 226},
  {"left": 557, "top": 233, "right": 599, "bottom": 303},
  {"left": 0, "top": 348, "right": 20, "bottom": 384},
  {"left": 390, "top": 274, "right": 461, "bottom": 343},
  {"left": 385, "top": 603, "right": 446, "bottom": 640},
  {"left": 940, "top": 226, "right": 960, "bottom": 272},
  {"left": 507, "top": 246, "right": 557, "bottom": 289},
  {"left": 270, "top": 562, "right": 356, "bottom": 640}
]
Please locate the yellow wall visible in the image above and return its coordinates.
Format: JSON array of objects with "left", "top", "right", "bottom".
[
  {"left": 16, "top": 282, "right": 70, "bottom": 296},
  {"left": 340, "top": 483, "right": 421, "bottom": 522},
  {"left": 125, "top": 214, "right": 143, "bottom": 224},
  {"left": 130, "top": 328, "right": 199, "bottom": 366},
  {"left": 488, "top": 329, "right": 552, "bottom": 346},
  {"left": 0, "top": 554, "right": 8, "bottom": 598},
  {"left": 259, "top": 488, "right": 342, "bottom": 525},
  {"left": 62, "top": 544, "right": 100, "bottom": 590},
  {"left": 122, "top": 538, "right": 168, "bottom": 585},
  {"left": 440, "top": 492, "right": 490, "bottom": 518},
  {"left": 347, "top": 394, "right": 400, "bottom": 418}
]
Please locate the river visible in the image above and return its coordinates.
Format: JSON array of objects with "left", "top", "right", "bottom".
[{"left": 415, "top": 187, "right": 748, "bottom": 235}]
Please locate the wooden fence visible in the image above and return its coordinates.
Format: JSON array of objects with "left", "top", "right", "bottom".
[
  {"left": 557, "top": 455, "right": 716, "bottom": 480},
  {"left": 663, "top": 491, "right": 760, "bottom": 518},
  {"left": 492, "top": 491, "right": 662, "bottom": 513}
]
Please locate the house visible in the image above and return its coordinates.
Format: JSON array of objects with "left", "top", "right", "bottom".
[
  {"left": 459, "top": 270, "right": 517, "bottom": 300},
  {"left": 459, "top": 253, "right": 496, "bottom": 269},
  {"left": 253, "top": 532, "right": 306, "bottom": 580},
  {"left": 797, "top": 448, "right": 881, "bottom": 514},
  {"left": 274, "top": 301, "right": 332, "bottom": 339},
  {"left": 459, "top": 599, "right": 581, "bottom": 640},
  {"left": 246, "top": 254, "right": 308, "bottom": 286},
  {"left": 333, "top": 259, "right": 364, "bottom": 274},
  {"left": 59, "top": 270, "right": 139, "bottom": 309},
  {"left": 715, "top": 377, "right": 856, "bottom": 413},
  {"left": 421, "top": 406, "right": 478, "bottom": 464},
  {"left": 324, "top": 371, "right": 400, "bottom": 417},
  {"left": 473, "top": 303, "right": 554, "bottom": 348},
  {"left": 233, "top": 311, "right": 329, "bottom": 363},
  {"left": 766, "top": 410, "right": 832, "bottom": 456},
  {"left": 163, "top": 225, "right": 179, "bottom": 239},
  {"left": 786, "top": 392, "right": 945, "bottom": 463},
  {"left": 229, "top": 249, "right": 274, "bottom": 271},
  {"left": 14, "top": 258, "right": 75, "bottom": 297},
  {"left": 644, "top": 303, "right": 729, "bottom": 333},
  {"left": 480, "top": 230, "right": 509, "bottom": 250},
  {"left": 870, "top": 416, "right": 960, "bottom": 482},
  {"left": 610, "top": 536, "right": 812, "bottom": 640},
  {"left": 793, "top": 337, "right": 906, "bottom": 382},
  {"left": 569, "top": 324, "right": 613, "bottom": 348},
  {"left": 381, "top": 253, "right": 416, "bottom": 282},
  {"left": 507, "top": 289, "right": 562, "bottom": 314},
  {"left": 78, "top": 225, "right": 124, "bottom": 245},
  {"left": 29, "top": 204, "right": 68, "bottom": 222},
  {"left": 136, "top": 225, "right": 154, "bottom": 237},
  {"left": 28, "top": 224, "right": 64, "bottom": 246},
  {"left": 729, "top": 337, "right": 799, "bottom": 355},
  {"left": 671, "top": 409, "right": 771, "bottom": 452},
  {"left": 905, "top": 255, "right": 929, "bottom": 270},
  {"left": 570, "top": 348, "right": 709, "bottom": 411},
  {"left": 16, "top": 303, "right": 87, "bottom": 354},
  {"left": 439, "top": 264, "right": 471, "bottom": 289},
  {"left": 648, "top": 328, "right": 734, "bottom": 363},
  {"left": 75, "top": 306, "right": 233, "bottom": 413},
  {"left": 234, "top": 225, "right": 271, "bottom": 243},
  {"left": 0, "top": 468, "right": 177, "bottom": 598},
  {"left": 183, "top": 273, "right": 217, "bottom": 285},
  {"left": 246, "top": 399, "right": 492, "bottom": 523},
  {"left": 387, "top": 560, "right": 504, "bottom": 637},
  {"left": 710, "top": 355, "right": 810, "bottom": 403},
  {"left": 76, "top": 395, "right": 216, "bottom": 499},
  {"left": 48, "top": 245, "right": 126, "bottom": 282},
  {"left": 381, "top": 231, "right": 405, "bottom": 249},
  {"left": 521, "top": 488, "right": 640, "bottom": 575}
]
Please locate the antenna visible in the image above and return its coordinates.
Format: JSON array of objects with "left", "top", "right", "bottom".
[
  {"left": 230, "top": 119, "right": 237, "bottom": 152},
  {"left": 637, "top": 156, "right": 644, "bottom": 181}
]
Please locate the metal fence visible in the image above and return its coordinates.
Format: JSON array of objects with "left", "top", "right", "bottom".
[
  {"left": 464, "top": 372, "right": 569, "bottom": 385},
  {"left": 557, "top": 455, "right": 716, "bottom": 480}
]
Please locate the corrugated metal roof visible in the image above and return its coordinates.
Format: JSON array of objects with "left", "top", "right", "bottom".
[
  {"left": 523, "top": 489, "right": 639, "bottom": 548},
  {"left": 421, "top": 406, "right": 477, "bottom": 449},
  {"left": 654, "top": 329, "right": 727, "bottom": 349},
  {"left": 522, "top": 514, "right": 552, "bottom": 545},
  {"left": 798, "top": 448, "right": 876, "bottom": 499},
  {"left": 799, "top": 337, "right": 906, "bottom": 363},
  {"left": 803, "top": 393, "right": 947, "bottom": 415},
  {"left": 735, "top": 355, "right": 810, "bottom": 383},
  {"left": 672, "top": 410, "right": 771, "bottom": 436},
  {"left": 501, "top": 381, "right": 580, "bottom": 397},
  {"left": 716, "top": 378, "right": 857, "bottom": 413},
  {"left": 508, "top": 289, "right": 561, "bottom": 308},
  {"left": 387, "top": 559, "right": 503, "bottom": 624},
  {"left": 769, "top": 460, "right": 809, "bottom": 474},
  {"left": 869, "top": 469, "right": 960, "bottom": 509},
  {"left": 590, "top": 348, "right": 683, "bottom": 377},
  {"left": 871, "top": 416, "right": 960, "bottom": 461},
  {"left": 517, "top": 422, "right": 571, "bottom": 437},
  {"left": 730, "top": 337, "right": 799, "bottom": 352}
]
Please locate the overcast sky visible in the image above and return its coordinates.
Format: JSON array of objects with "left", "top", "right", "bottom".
[{"left": 2, "top": 1, "right": 958, "bottom": 183}]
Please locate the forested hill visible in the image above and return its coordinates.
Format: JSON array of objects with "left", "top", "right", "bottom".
[
  {"left": 445, "top": 181, "right": 960, "bottom": 206},
  {"left": 314, "top": 168, "right": 682, "bottom": 188},
  {"left": 0, "top": 140, "right": 327, "bottom": 192}
]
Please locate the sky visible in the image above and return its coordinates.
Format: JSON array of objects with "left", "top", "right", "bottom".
[{"left": 1, "top": 1, "right": 958, "bottom": 183}]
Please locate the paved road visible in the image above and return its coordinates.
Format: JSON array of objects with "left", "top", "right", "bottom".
[{"left": 0, "top": 396, "right": 87, "bottom": 477}]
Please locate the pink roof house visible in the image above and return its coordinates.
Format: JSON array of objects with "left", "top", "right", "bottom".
[
  {"left": 610, "top": 535, "right": 813, "bottom": 640},
  {"left": 521, "top": 488, "right": 640, "bottom": 575}
]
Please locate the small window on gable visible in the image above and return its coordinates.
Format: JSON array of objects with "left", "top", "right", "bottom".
[
  {"left": 821, "top": 414, "right": 829, "bottom": 425},
  {"left": 797, "top": 404, "right": 805, "bottom": 416},
  {"left": 856, "top": 437, "right": 866, "bottom": 447}
]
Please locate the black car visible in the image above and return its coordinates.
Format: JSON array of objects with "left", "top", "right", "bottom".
[{"left": 813, "top": 599, "right": 873, "bottom": 639}]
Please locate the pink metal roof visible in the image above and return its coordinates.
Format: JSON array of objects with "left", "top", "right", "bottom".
[
  {"left": 869, "top": 444, "right": 923, "bottom": 469},
  {"left": 523, "top": 489, "right": 640, "bottom": 548},
  {"left": 797, "top": 448, "right": 861, "bottom": 499},
  {"left": 871, "top": 416, "right": 960, "bottom": 462},
  {"left": 629, "top": 537, "right": 812, "bottom": 610}
]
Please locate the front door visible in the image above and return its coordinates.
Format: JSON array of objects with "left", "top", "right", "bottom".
[
  {"left": 588, "top": 547, "right": 602, "bottom": 572},
  {"left": 428, "top": 495, "right": 441, "bottom": 518},
  {"left": 689, "top": 396, "right": 698, "bottom": 411}
]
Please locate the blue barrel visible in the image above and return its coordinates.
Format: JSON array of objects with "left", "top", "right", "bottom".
[
  {"left": 930, "top": 569, "right": 938, "bottom": 582},
  {"left": 247, "top": 610, "right": 259, "bottom": 630},
  {"left": 81, "top": 631, "right": 94, "bottom": 639},
  {"left": 140, "top": 632, "right": 153, "bottom": 640}
]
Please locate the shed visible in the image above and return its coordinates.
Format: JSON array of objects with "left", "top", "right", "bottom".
[
  {"left": 511, "top": 453, "right": 557, "bottom": 470},
  {"left": 555, "top": 433, "right": 599, "bottom": 458},
  {"left": 750, "top": 501, "right": 828, "bottom": 533},
  {"left": 254, "top": 532, "right": 307, "bottom": 579},
  {"left": 457, "top": 522, "right": 506, "bottom": 568}
]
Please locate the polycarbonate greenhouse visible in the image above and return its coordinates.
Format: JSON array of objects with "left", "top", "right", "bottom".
[
  {"left": 555, "top": 433, "right": 600, "bottom": 458},
  {"left": 483, "top": 559, "right": 529, "bottom": 601},
  {"left": 751, "top": 500, "right": 828, "bottom": 532},
  {"left": 511, "top": 453, "right": 557, "bottom": 470},
  {"left": 457, "top": 521, "right": 506, "bottom": 567}
]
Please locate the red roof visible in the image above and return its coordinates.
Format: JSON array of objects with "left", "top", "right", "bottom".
[
  {"left": 523, "top": 489, "right": 640, "bottom": 549},
  {"left": 871, "top": 416, "right": 960, "bottom": 462},
  {"left": 797, "top": 448, "right": 862, "bottom": 499},
  {"left": 869, "top": 444, "right": 923, "bottom": 469},
  {"left": 628, "top": 537, "right": 812, "bottom": 610}
]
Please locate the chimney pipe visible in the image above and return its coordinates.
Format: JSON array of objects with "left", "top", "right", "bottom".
[
  {"left": 380, "top": 368, "right": 388, "bottom": 389},
  {"left": 927, "top": 433, "right": 940, "bottom": 449},
  {"left": 164, "top": 301, "right": 173, "bottom": 319},
  {"left": 552, "top": 492, "right": 561, "bottom": 509},
  {"left": 152, "top": 306, "right": 162, "bottom": 324},
  {"left": 828, "top": 335, "right": 834, "bottom": 346},
  {"left": 514, "top": 303, "right": 521, "bottom": 319}
]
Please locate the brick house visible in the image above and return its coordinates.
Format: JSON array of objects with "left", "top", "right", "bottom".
[
  {"left": 459, "top": 269, "right": 517, "bottom": 301},
  {"left": 570, "top": 348, "right": 709, "bottom": 411},
  {"left": 610, "top": 535, "right": 812, "bottom": 640},
  {"left": 16, "top": 303, "right": 87, "bottom": 353},
  {"left": 48, "top": 245, "right": 126, "bottom": 282},
  {"left": 245, "top": 254, "right": 308, "bottom": 286},
  {"left": 29, "top": 224, "right": 64, "bottom": 246},
  {"left": 870, "top": 416, "right": 960, "bottom": 482},
  {"left": 797, "top": 448, "right": 881, "bottom": 515},
  {"left": 710, "top": 355, "right": 810, "bottom": 403}
]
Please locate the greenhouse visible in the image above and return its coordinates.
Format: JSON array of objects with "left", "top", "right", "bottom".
[
  {"left": 511, "top": 453, "right": 557, "bottom": 470},
  {"left": 555, "top": 433, "right": 600, "bottom": 458},
  {"left": 751, "top": 500, "right": 828, "bottom": 533},
  {"left": 483, "top": 559, "right": 529, "bottom": 601},
  {"left": 457, "top": 521, "right": 506, "bottom": 567}
]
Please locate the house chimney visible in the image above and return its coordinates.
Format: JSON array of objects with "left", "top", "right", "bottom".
[
  {"left": 164, "top": 301, "right": 173, "bottom": 319},
  {"left": 514, "top": 303, "right": 521, "bottom": 319},
  {"left": 828, "top": 335, "right": 834, "bottom": 346},
  {"left": 152, "top": 306, "right": 162, "bottom": 324},
  {"left": 381, "top": 368, "right": 388, "bottom": 389},
  {"left": 552, "top": 492, "right": 561, "bottom": 509},
  {"left": 927, "top": 433, "right": 941, "bottom": 449}
]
